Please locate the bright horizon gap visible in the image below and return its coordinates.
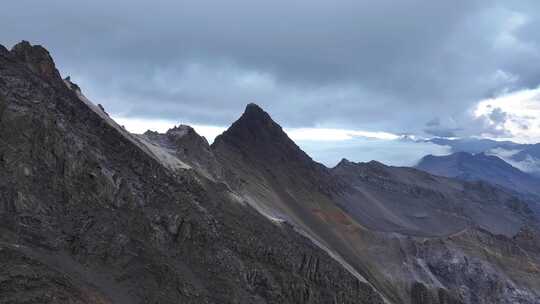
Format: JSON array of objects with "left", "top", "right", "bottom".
[
  {"left": 473, "top": 86, "right": 540, "bottom": 144},
  {"left": 113, "top": 116, "right": 401, "bottom": 143}
]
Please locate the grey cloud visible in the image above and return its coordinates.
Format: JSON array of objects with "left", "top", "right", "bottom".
[
  {"left": 2, "top": 0, "right": 540, "bottom": 136},
  {"left": 426, "top": 118, "right": 441, "bottom": 127},
  {"left": 423, "top": 116, "right": 462, "bottom": 138},
  {"left": 489, "top": 108, "right": 508, "bottom": 125},
  {"left": 424, "top": 128, "right": 460, "bottom": 138}
]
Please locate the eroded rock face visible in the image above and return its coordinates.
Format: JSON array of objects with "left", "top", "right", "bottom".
[
  {"left": 0, "top": 246, "right": 112, "bottom": 304},
  {"left": 10, "top": 40, "right": 62, "bottom": 81},
  {"left": 410, "top": 282, "right": 463, "bottom": 304},
  {"left": 0, "top": 41, "right": 384, "bottom": 304},
  {"left": 141, "top": 125, "right": 224, "bottom": 180},
  {"left": 413, "top": 229, "right": 539, "bottom": 304}
]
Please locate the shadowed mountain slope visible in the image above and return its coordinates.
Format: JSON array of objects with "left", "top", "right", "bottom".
[
  {"left": 417, "top": 152, "right": 540, "bottom": 196},
  {"left": 211, "top": 104, "right": 539, "bottom": 303},
  {"left": 417, "top": 152, "right": 540, "bottom": 216},
  {"left": 333, "top": 158, "right": 534, "bottom": 237},
  {"left": 0, "top": 41, "right": 384, "bottom": 304},
  {"left": 425, "top": 137, "right": 540, "bottom": 177}
]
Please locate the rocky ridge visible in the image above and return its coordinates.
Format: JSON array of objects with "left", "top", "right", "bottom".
[{"left": 0, "top": 41, "right": 384, "bottom": 304}]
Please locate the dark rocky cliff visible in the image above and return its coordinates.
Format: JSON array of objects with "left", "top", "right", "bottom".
[{"left": 0, "top": 41, "right": 384, "bottom": 304}]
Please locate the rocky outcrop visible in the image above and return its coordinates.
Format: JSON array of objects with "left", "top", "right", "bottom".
[
  {"left": 10, "top": 40, "right": 62, "bottom": 81},
  {"left": 0, "top": 41, "right": 384, "bottom": 304},
  {"left": 212, "top": 103, "right": 342, "bottom": 195},
  {"left": 141, "top": 125, "right": 223, "bottom": 180}
]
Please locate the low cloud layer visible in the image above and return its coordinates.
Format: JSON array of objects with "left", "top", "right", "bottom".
[
  {"left": 2, "top": 1, "right": 540, "bottom": 140},
  {"left": 298, "top": 138, "right": 451, "bottom": 167}
]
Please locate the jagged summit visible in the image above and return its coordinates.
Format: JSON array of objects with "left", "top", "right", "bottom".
[
  {"left": 9, "top": 40, "right": 61, "bottom": 81},
  {"left": 334, "top": 158, "right": 387, "bottom": 170},
  {"left": 167, "top": 124, "right": 194, "bottom": 137},
  {"left": 213, "top": 103, "right": 285, "bottom": 145},
  {"left": 335, "top": 158, "right": 352, "bottom": 168},
  {"left": 142, "top": 125, "right": 198, "bottom": 140},
  {"left": 141, "top": 124, "right": 209, "bottom": 147},
  {"left": 212, "top": 103, "right": 315, "bottom": 164},
  {"left": 339, "top": 157, "right": 351, "bottom": 164},
  {"left": 143, "top": 129, "right": 160, "bottom": 137}
]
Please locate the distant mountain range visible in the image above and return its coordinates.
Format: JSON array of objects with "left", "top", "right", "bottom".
[
  {"left": 426, "top": 138, "right": 540, "bottom": 177},
  {"left": 417, "top": 152, "right": 540, "bottom": 217},
  {"left": 1, "top": 41, "right": 539, "bottom": 304},
  {"left": 427, "top": 138, "right": 523, "bottom": 154},
  {"left": 417, "top": 152, "right": 540, "bottom": 197}
]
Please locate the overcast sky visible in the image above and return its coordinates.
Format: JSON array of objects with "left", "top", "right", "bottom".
[{"left": 3, "top": 0, "right": 540, "bottom": 165}]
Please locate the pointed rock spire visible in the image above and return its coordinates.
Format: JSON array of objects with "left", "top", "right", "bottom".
[
  {"left": 242, "top": 102, "right": 272, "bottom": 121},
  {"left": 212, "top": 103, "right": 315, "bottom": 165},
  {"left": 214, "top": 103, "right": 285, "bottom": 146}
]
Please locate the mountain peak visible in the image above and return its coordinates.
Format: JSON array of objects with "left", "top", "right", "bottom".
[
  {"left": 245, "top": 102, "right": 263, "bottom": 111},
  {"left": 335, "top": 158, "right": 353, "bottom": 169},
  {"left": 10, "top": 40, "right": 62, "bottom": 81},
  {"left": 213, "top": 103, "right": 283, "bottom": 146},
  {"left": 212, "top": 103, "right": 315, "bottom": 165},
  {"left": 166, "top": 124, "right": 195, "bottom": 138},
  {"left": 240, "top": 102, "right": 273, "bottom": 123}
]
